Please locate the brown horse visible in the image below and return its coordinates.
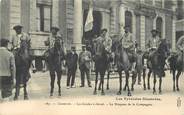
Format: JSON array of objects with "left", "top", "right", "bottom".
[{"left": 14, "top": 40, "right": 32, "bottom": 100}]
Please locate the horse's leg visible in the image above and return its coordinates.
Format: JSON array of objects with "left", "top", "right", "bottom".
[
  {"left": 50, "top": 71, "right": 55, "bottom": 96},
  {"left": 138, "top": 70, "right": 141, "bottom": 85},
  {"left": 131, "top": 71, "right": 137, "bottom": 91},
  {"left": 126, "top": 71, "right": 131, "bottom": 96},
  {"left": 147, "top": 69, "right": 152, "bottom": 90},
  {"left": 106, "top": 71, "right": 110, "bottom": 90},
  {"left": 100, "top": 72, "right": 105, "bottom": 95},
  {"left": 24, "top": 84, "right": 29, "bottom": 100},
  {"left": 143, "top": 68, "right": 146, "bottom": 90},
  {"left": 176, "top": 70, "right": 181, "bottom": 91},
  {"left": 159, "top": 76, "right": 162, "bottom": 94},
  {"left": 123, "top": 71, "right": 127, "bottom": 91},
  {"left": 153, "top": 72, "right": 157, "bottom": 94},
  {"left": 172, "top": 70, "right": 176, "bottom": 91},
  {"left": 56, "top": 71, "right": 62, "bottom": 96},
  {"left": 14, "top": 84, "right": 20, "bottom": 100},
  {"left": 98, "top": 80, "right": 101, "bottom": 90},
  {"left": 117, "top": 71, "right": 122, "bottom": 95},
  {"left": 93, "top": 71, "right": 98, "bottom": 95}
]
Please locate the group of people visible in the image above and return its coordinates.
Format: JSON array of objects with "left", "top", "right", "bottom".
[
  {"left": 0, "top": 24, "right": 31, "bottom": 102},
  {"left": 66, "top": 45, "right": 92, "bottom": 89},
  {"left": 1, "top": 22, "right": 184, "bottom": 101}
]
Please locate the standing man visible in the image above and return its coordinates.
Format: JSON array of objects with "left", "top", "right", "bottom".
[
  {"left": 79, "top": 45, "right": 92, "bottom": 87},
  {"left": 120, "top": 25, "right": 136, "bottom": 72},
  {"left": 66, "top": 46, "right": 78, "bottom": 89},
  {"left": 0, "top": 39, "right": 16, "bottom": 102}
]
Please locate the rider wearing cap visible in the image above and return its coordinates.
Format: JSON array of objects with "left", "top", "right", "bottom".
[{"left": 10, "top": 24, "right": 30, "bottom": 52}]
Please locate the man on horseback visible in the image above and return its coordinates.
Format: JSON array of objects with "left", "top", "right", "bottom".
[
  {"left": 45, "top": 26, "right": 64, "bottom": 50},
  {"left": 93, "top": 29, "right": 112, "bottom": 60},
  {"left": 176, "top": 35, "right": 184, "bottom": 71},
  {"left": 146, "top": 29, "right": 161, "bottom": 59},
  {"left": 10, "top": 25, "right": 31, "bottom": 100},
  {"left": 44, "top": 26, "right": 65, "bottom": 96},
  {"left": 9, "top": 25, "right": 31, "bottom": 53},
  {"left": 120, "top": 25, "right": 136, "bottom": 73},
  {"left": 146, "top": 29, "right": 162, "bottom": 69}
]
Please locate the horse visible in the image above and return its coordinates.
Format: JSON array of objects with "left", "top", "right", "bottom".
[
  {"left": 93, "top": 39, "right": 109, "bottom": 95},
  {"left": 143, "top": 39, "right": 170, "bottom": 93},
  {"left": 14, "top": 40, "right": 32, "bottom": 100},
  {"left": 168, "top": 51, "right": 183, "bottom": 92},
  {"left": 147, "top": 39, "right": 170, "bottom": 94},
  {"left": 113, "top": 40, "right": 132, "bottom": 96},
  {"left": 97, "top": 52, "right": 115, "bottom": 90},
  {"left": 46, "top": 38, "right": 65, "bottom": 97}
]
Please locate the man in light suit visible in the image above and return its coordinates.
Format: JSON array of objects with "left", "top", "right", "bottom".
[
  {"left": 79, "top": 45, "right": 92, "bottom": 87},
  {"left": 0, "top": 39, "right": 16, "bottom": 102}
]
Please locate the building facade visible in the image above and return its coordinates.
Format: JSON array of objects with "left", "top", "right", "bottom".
[
  {"left": 176, "top": 0, "right": 184, "bottom": 41},
  {"left": 0, "top": 0, "right": 177, "bottom": 52}
]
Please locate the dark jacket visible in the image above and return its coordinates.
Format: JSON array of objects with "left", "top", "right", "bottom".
[{"left": 66, "top": 51, "right": 78, "bottom": 70}]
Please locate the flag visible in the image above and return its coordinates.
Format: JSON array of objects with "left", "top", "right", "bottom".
[{"left": 84, "top": 1, "right": 93, "bottom": 32}]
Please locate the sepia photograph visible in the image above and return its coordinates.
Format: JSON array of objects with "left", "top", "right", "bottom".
[{"left": 0, "top": 0, "right": 184, "bottom": 114}]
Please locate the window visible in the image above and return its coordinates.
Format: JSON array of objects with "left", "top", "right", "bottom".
[
  {"left": 144, "top": 0, "right": 153, "bottom": 5},
  {"left": 36, "top": 4, "right": 52, "bottom": 32},
  {"left": 155, "top": 0, "right": 162, "bottom": 8}
]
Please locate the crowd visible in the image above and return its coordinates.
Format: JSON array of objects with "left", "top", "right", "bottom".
[{"left": 1, "top": 23, "right": 184, "bottom": 101}]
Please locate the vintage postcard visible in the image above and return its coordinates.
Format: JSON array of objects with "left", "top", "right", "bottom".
[{"left": 0, "top": 0, "right": 184, "bottom": 115}]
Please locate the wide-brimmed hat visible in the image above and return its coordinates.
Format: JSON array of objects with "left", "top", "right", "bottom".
[
  {"left": 13, "top": 24, "right": 23, "bottom": 30},
  {"left": 101, "top": 28, "right": 108, "bottom": 33},
  {"left": 51, "top": 26, "right": 60, "bottom": 31},
  {"left": 124, "top": 25, "right": 130, "bottom": 29},
  {"left": 71, "top": 46, "right": 76, "bottom": 50},
  {"left": 151, "top": 29, "right": 159, "bottom": 33}
]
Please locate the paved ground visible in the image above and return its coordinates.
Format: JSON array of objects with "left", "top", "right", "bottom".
[
  {"left": 0, "top": 70, "right": 184, "bottom": 115},
  {"left": 3, "top": 70, "right": 184, "bottom": 100}
]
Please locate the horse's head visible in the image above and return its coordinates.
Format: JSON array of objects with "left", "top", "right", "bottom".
[{"left": 157, "top": 39, "right": 170, "bottom": 59}]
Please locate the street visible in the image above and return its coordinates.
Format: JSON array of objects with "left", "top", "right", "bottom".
[
  {"left": 0, "top": 70, "right": 184, "bottom": 115},
  {"left": 12, "top": 70, "right": 184, "bottom": 100}
]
